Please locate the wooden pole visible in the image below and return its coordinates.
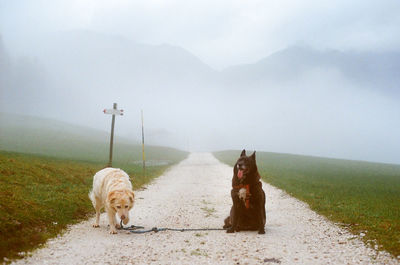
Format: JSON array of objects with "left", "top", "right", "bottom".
[
  {"left": 108, "top": 103, "right": 117, "bottom": 167},
  {"left": 141, "top": 109, "right": 146, "bottom": 174}
]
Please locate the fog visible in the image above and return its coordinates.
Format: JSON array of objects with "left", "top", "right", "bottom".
[{"left": 1, "top": 1, "right": 400, "bottom": 164}]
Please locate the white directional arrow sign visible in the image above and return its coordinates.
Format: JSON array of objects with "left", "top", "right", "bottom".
[{"left": 103, "top": 109, "right": 124, "bottom": 115}]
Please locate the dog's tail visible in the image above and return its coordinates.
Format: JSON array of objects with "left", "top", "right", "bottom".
[{"left": 88, "top": 190, "right": 95, "bottom": 207}]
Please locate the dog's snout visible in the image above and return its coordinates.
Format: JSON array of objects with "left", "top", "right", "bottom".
[{"left": 121, "top": 215, "right": 126, "bottom": 220}]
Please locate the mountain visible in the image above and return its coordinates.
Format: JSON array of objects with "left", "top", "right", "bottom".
[
  {"left": 0, "top": 31, "right": 221, "bottom": 141},
  {"left": 221, "top": 46, "right": 400, "bottom": 96},
  {"left": 3, "top": 33, "right": 399, "bottom": 107},
  {"left": 35, "top": 30, "right": 217, "bottom": 93},
  {"left": 0, "top": 31, "right": 221, "bottom": 125}
]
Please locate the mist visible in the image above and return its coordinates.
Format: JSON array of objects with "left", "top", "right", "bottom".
[{"left": 1, "top": 1, "right": 399, "bottom": 164}]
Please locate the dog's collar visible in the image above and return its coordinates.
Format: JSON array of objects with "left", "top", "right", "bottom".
[{"left": 233, "top": 184, "right": 250, "bottom": 209}]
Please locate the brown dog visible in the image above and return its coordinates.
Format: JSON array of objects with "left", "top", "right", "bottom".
[{"left": 224, "top": 150, "right": 266, "bottom": 234}]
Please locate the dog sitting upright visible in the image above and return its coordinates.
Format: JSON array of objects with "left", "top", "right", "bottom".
[
  {"left": 224, "top": 150, "right": 266, "bottom": 234},
  {"left": 89, "top": 168, "right": 135, "bottom": 234}
]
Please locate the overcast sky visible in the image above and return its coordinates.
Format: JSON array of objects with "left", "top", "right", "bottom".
[{"left": 1, "top": 0, "right": 400, "bottom": 69}]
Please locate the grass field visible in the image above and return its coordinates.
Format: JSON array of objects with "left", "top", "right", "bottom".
[
  {"left": 0, "top": 147, "right": 187, "bottom": 262},
  {"left": 214, "top": 150, "right": 400, "bottom": 258}
]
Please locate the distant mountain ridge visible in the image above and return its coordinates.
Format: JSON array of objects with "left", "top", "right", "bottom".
[
  {"left": 2, "top": 31, "right": 399, "bottom": 97},
  {"left": 222, "top": 46, "right": 400, "bottom": 96},
  {"left": 39, "top": 30, "right": 216, "bottom": 90}
]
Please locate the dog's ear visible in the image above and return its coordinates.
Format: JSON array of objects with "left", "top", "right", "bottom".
[
  {"left": 250, "top": 151, "right": 256, "bottom": 160},
  {"left": 240, "top": 149, "right": 246, "bottom": 157},
  {"left": 128, "top": 190, "right": 135, "bottom": 203},
  {"left": 107, "top": 191, "right": 117, "bottom": 204}
]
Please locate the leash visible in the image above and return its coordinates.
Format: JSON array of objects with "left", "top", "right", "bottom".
[{"left": 118, "top": 220, "right": 227, "bottom": 234}]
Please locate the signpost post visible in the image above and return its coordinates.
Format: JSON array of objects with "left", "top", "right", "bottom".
[{"left": 103, "top": 103, "right": 123, "bottom": 167}]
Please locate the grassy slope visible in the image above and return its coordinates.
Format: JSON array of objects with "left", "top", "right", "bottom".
[
  {"left": 214, "top": 150, "right": 400, "bottom": 258},
  {"left": 0, "top": 113, "right": 188, "bottom": 262},
  {"left": 0, "top": 112, "right": 185, "bottom": 164}
]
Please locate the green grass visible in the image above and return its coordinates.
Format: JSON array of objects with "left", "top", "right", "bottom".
[
  {"left": 214, "top": 150, "right": 400, "bottom": 258},
  {"left": 0, "top": 149, "right": 187, "bottom": 262}
]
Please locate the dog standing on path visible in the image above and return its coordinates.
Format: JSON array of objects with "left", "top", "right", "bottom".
[
  {"left": 89, "top": 168, "right": 135, "bottom": 234},
  {"left": 224, "top": 150, "right": 266, "bottom": 234}
]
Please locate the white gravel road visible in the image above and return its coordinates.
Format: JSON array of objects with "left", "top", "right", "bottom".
[{"left": 13, "top": 153, "right": 398, "bottom": 264}]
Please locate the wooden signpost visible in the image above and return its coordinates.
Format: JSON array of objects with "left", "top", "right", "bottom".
[{"left": 103, "top": 103, "right": 123, "bottom": 167}]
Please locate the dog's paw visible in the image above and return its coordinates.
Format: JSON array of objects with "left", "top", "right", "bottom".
[
  {"left": 226, "top": 227, "right": 235, "bottom": 233},
  {"left": 92, "top": 224, "right": 100, "bottom": 228},
  {"left": 109, "top": 230, "right": 118, "bottom": 234},
  {"left": 258, "top": 229, "right": 265, "bottom": 234}
]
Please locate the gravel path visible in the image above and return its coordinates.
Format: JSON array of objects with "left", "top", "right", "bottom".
[{"left": 13, "top": 153, "right": 398, "bottom": 264}]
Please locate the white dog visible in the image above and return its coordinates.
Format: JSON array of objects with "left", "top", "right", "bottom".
[{"left": 89, "top": 168, "right": 135, "bottom": 234}]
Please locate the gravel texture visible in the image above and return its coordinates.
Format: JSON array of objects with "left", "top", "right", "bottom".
[{"left": 12, "top": 153, "right": 398, "bottom": 264}]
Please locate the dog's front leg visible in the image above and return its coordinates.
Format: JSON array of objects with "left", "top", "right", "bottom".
[
  {"left": 107, "top": 208, "right": 118, "bottom": 234},
  {"left": 227, "top": 189, "right": 240, "bottom": 233},
  {"left": 226, "top": 206, "right": 237, "bottom": 233},
  {"left": 233, "top": 204, "right": 241, "bottom": 232},
  {"left": 93, "top": 210, "right": 100, "bottom": 228},
  {"left": 114, "top": 215, "right": 121, "bottom": 229},
  {"left": 256, "top": 202, "right": 265, "bottom": 234}
]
